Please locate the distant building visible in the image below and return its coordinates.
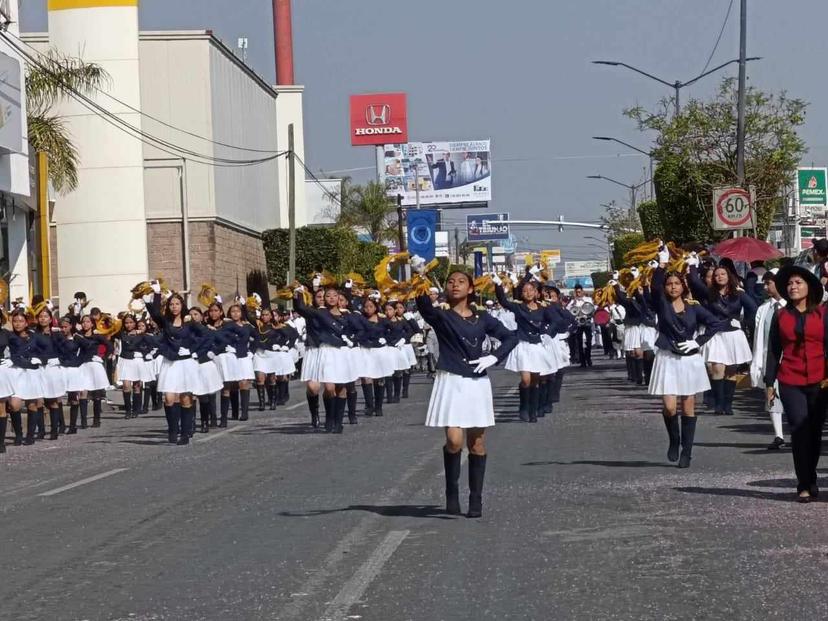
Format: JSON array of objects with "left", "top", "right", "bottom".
[{"left": 303, "top": 178, "right": 342, "bottom": 227}]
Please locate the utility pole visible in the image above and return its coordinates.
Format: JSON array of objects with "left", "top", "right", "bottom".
[
  {"left": 287, "top": 124, "right": 296, "bottom": 287},
  {"left": 396, "top": 194, "right": 406, "bottom": 252},
  {"left": 37, "top": 152, "right": 50, "bottom": 299},
  {"left": 735, "top": 0, "right": 747, "bottom": 186},
  {"left": 454, "top": 227, "right": 460, "bottom": 264}
]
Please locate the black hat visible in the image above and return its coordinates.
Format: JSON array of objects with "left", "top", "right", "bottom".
[{"left": 775, "top": 265, "right": 823, "bottom": 307}]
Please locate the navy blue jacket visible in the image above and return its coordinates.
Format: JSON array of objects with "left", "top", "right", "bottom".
[
  {"left": 495, "top": 285, "right": 546, "bottom": 344},
  {"left": 354, "top": 314, "right": 392, "bottom": 348},
  {"left": 147, "top": 294, "right": 198, "bottom": 361},
  {"left": 294, "top": 294, "right": 348, "bottom": 348},
  {"left": 9, "top": 331, "right": 46, "bottom": 369},
  {"left": 688, "top": 267, "right": 758, "bottom": 331}
]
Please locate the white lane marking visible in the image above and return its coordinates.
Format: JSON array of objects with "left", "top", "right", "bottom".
[
  {"left": 321, "top": 530, "right": 409, "bottom": 621},
  {"left": 286, "top": 401, "right": 305, "bottom": 411},
  {"left": 436, "top": 450, "right": 468, "bottom": 477},
  {"left": 197, "top": 425, "right": 247, "bottom": 443},
  {"left": 38, "top": 468, "right": 129, "bottom": 497}
]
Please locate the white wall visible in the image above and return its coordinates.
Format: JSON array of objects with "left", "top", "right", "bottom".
[
  {"left": 304, "top": 178, "right": 341, "bottom": 226},
  {"left": 276, "top": 86, "right": 306, "bottom": 228}
]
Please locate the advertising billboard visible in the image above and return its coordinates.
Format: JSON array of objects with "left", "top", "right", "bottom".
[
  {"left": 466, "top": 212, "right": 509, "bottom": 241},
  {"left": 349, "top": 93, "right": 408, "bottom": 146},
  {"left": 565, "top": 260, "right": 609, "bottom": 277},
  {"left": 797, "top": 167, "right": 828, "bottom": 210},
  {"left": 383, "top": 140, "right": 491, "bottom": 206}
]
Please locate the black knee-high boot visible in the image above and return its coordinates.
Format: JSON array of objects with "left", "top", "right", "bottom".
[
  {"left": 142, "top": 386, "right": 151, "bottom": 413},
  {"left": 346, "top": 384, "right": 358, "bottom": 424},
  {"left": 643, "top": 351, "right": 655, "bottom": 385},
  {"left": 150, "top": 382, "right": 161, "bottom": 410},
  {"left": 552, "top": 368, "right": 565, "bottom": 404},
  {"left": 68, "top": 404, "right": 79, "bottom": 434},
  {"left": 177, "top": 405, "right": 193, "bottom": 445},
  {"left": 256, "top": 385, "right": 267, "bottom": 412},
  {"left": 266, "top": 383, "right": 276, "bottom": 410},
  {"left": 361, "top": 383, "right": 375, "bottom": 416},
  {"left": 722, "top": 380, "right": 737, "bottom": 415},
  {"left": 663, "top": 412, "right": 680, "bottom": 462},
  {"left": 373, "top": 382, "right": 384, "bottom": 417},
  {"left": 443, "top": 447, "right": 462, "bottom": 515},
  {"left": 163, "top": 404, "right": 177, "bottom": 443},
  {"left": 323, "top": 394, "right": 334, "bottom": 432},
  {"left": 133, "top": 388, "right": 143, "bottom": 416},
  {"left": 385, "top": 377, "right": 393, "bottom": 404},
  {"left": 92, "top": 398, "right": 102, "bottom": 427},
  {"left": 393, "top": 374, "right": 402, "bottom": 403},
  {"left": 518, "top": 385, "right": 530, "bottom": 422},
  {"left": 48, "top": 407, "right": 61, "bottom": 440},
  {"left": 281, "top": 379, "right": 290, "bottom": 404},
  {"left": 199, "top": 397, "right": 210, "bottom": 433},
  {"left": 230, "top": 389, "right": 240, "bottom": 420},
  {"left": 36, "top": 407, "right": 45, "bottom": 439},
  {"left": 10, "top": 410, "right": 23, "bottom": 445},
  {"left": 123, "top": 392, "right": 132, "bottom": 419},
  {"left": 333, "top": 396, "right": 346, "bottom": 434},
  {"left": 307, "top": 392, "right": 319, "bottom": 428},
  {"left": 79, "top": 399, "right": 89, "bottom": 429},
  {"left": 537, "top": 381, "right": 548, "bottom": 417},
  {"left": 401, "top": 371, "right": 410, "bottom": 399},
  {"left": 58, "top": 404, "right": 66, "bottom": 433},
  {"left": 209, "top": 394, "right": 218, "bottom": 427},
  {"left": 710, "top": 379, "right": 724, "bottom": 415},
  {"left": 633, "top": 358, "right": 644, "bottom": 385},
  {"left": 467, "top": 454, "right": 487, "bottom": 518},
  {"left": 219, "top": 394, "right": 229, "bottom": 427},
  {"left": 625, "top": 354, "right": 634, "bottom": 381},
  {"left": 528, "top": 386, "right": 539, "bottom": 423},
  {"left": 23, "top": 409, "right": 36, "bottom": 445},
  {"left": 678, "top": 416, "right": 697, "bottom": 468},
  {"left": 240, "top": 389, "right": 250, "bottom": 421},
  {"left": 0, "top": 416, "right": 6, "bottom": 453}
]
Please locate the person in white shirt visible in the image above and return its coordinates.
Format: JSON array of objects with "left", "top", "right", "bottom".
[{"left": 750, "top": 268, "right": 786, "bottom": 449}]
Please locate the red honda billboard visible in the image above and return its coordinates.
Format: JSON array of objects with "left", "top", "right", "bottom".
[{"left": 349, "top": 92, "right": 408, "bottom": 146}]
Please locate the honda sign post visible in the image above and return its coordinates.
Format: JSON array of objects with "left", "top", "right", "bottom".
[
  {"left": 712, "top": 186, "right": 756, "bottom": 231},
  {"left": 349, "top": 93, "right": 408, "bottom": 146}
]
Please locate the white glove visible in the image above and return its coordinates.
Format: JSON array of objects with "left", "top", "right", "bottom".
[
  {"left": 280, "top": 345, "right": 289, "bottom": 352},
  {"left": 30, "top": 357, "right": 42, "bottom": 367},
  {"left": 677, "top": 339, "right": 700, "bottom": 353},
  {"left": 191, "top": 353, "right": 199, "bottom": 359},
  {"left": 509, "top": 272, "right": 519, "bottom": 286},
  {"left": 657, "top": 245, "right": 670, "bottom": 264},
  {"left": 215, "top": 295, "right": 223, "bottom": 305},
  {"left": 207, "top": 351, "right": 216, "bottom": 360},
  {"left": 177, "top": 347, "right": 190, "bottom": 357},
  {"left": 344, "top": 279, "right": 353, "bottom": 289},
  {"left": 144, "top": 353, "right": 154, "bottom": 361},
  {"left": 491, "top": 272, "right": 503, "bottom": 286},
  {"left": 612, "top": 270, "right": 619, "bottom": 280},
  {"left": 686, "top": 252, "right": 700, "bottom": 267},
  {"left": 234, "top": 295, "right": 244, "bottom": 305},
  {"left": 410, "top": 254, "right": 427, "bottom": 275},
  {"left": 312, "top": 274, "right": 322, "bottom": 290},
  {"left": 342, "top": 335, "right": 354, "bottom": 348},
  {"left": 142, "top": 293, "right": 154, "bottom": 305},
  {"left": 608, "top": 279, "right": 618, "bottom": 287},
  {"left": 0, "top": 358, "right": 12, "bottom": 368},
  {"left": 91, "top": 355, "right": 103, "bottom": 364},
  {"left": 255, "top": 309, "right": 261, "bottom": 319},
  {"left": 379, "top": 337, "right": 387, "bottom": 345},
  {"left": 47, "top": 359, "right": 60, "bottom": 367},
  {"left": 403, "top": 311, "right": 415, "bottom": 320},
  {"left": 150, "top": 279, "right": 161, "bottom": 294},
  {"left": 253, "top": 292, "right": 262, "bottom": 305},
  {"left": 225, "top": 345, "right": 236, "bottom": 354},
  {"left": 272, "top": 344, "right": 280, "bottom": 351},
  {"left": 647, "top": 260, "right": 659, "bottom": 269},
  {"left": 395, "top": 338, "right": 406, "bottom": 348},
  {"left": 528, "top": 263, "right": 542, "bottom": 277},
  {"left": 294, "top": 285, "right": 306, "bottom": 295},
  {"left": 470, "top": 355, "right": 498, "bottom": 374},
  {"left": 630, "top": 266, "right": 640, "bottom": 279},
  {"left": 72, "top": 302, "right": 82, "bottom": 316}
]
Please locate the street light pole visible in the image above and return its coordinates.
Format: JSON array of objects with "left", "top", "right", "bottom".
[
  {"left": 592, "top": 137, "right": 655, "bottom": 199},
  {"left": 736, "top": 0, "right": 748, "bottom": 186}
]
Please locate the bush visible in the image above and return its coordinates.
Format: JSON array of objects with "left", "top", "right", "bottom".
[
  {"left": 612, "top": 232, "right": 645, "bottom": 268},
  {"left": 637, "top": 200, "right": 664, "bottom": 241},
  {"left": 263, "top": 226, "right": 388, "bottom": 287}
]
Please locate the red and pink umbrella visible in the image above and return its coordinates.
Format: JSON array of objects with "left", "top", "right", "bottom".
[{"left": 712, "top": 237, "right": 782, "bottom": 263}]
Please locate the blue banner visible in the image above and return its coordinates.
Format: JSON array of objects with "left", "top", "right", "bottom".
[
  {"left": 407, "top": 209, "right": 438, "bottom": 261},
  {"left": 473, "top": 251, "right": 484, "bottom": 277}
]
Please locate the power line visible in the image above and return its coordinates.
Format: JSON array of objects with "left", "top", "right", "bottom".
[
  {"left": 9, "top": 29, "right": 283, "bottom": 155},
  {"left": 699, "top": 0, "right": 734, "bottom": 75},
  {"left": 295, "top": 152, "right": 344, "bottom": 208}
]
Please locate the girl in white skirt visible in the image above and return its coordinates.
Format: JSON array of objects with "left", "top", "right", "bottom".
[
  {"left": 252, "top": 306, "right": 295, "bottom": 412},
  {"left": 59, "top": 316, "right": 87, "bottom": 433},
  {"left": 688, "top": 262, "right": 758, "bottom": 415},
  {"left": 416, "top": 270, "right": 518, "bottom": 518},
  {"left": 32, "top": 304, "right": 68, "bottom": 440},
  {"left": 540, "top": 286, "right": 577, "bottom": 415},
  {"left": 614, "top": 272, "right": 657, "bottom": 386},
  {"left": 395, "top": 300, "right": 422, "bottom": 400},
  {"left": 147, "top": 287, "right": 200, "bottom": 445},
  {"left": 294, "top": 285, "right": 357, "bottom": 434},
  {"left": 353, "top": 297, "right": 394, "bottom": 417},
  {"left": 187, "top": 307, "right": 224, "bottom": 434},
  {"left": 8, "top": 309, "right": 47, "bottom": 445},
  {"left": 75, "top": 315, "right": 113, "bottom": 429},
  {"left": 646, "top": 259, "right": 726, "bottom": 468},
  {"left": 217, "top": 303, "right": 256, "bottom": 422},
  {"left": 298, "top": 288, "right": 326, "bottom": 430},
  {"left": 271, "top": 308, "right": 299, "bottom": 407},
  {"left": 115, "top": 314, "right": 151, "bottom": 419},
  {"left": 383, "top": 300, "right": 411, "bottom": 405},
  {"left": 495, "top": 274, "right": 559, "bottom": 423},
  {"left": 0, "top": 315, "right": 17, "bottom": 451}
]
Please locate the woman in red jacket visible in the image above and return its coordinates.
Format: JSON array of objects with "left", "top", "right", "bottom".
[{"left": 765, "top": 265, "right": 828, "bottom": 502}]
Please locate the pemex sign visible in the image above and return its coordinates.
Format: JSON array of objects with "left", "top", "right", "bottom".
[{"left": 797, "top": 167, "right": 828, "bottom": 209}]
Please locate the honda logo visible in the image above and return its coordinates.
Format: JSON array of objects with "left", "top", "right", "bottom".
[{"left": 366, "top": 104, "right": 391, "bottom": 126}]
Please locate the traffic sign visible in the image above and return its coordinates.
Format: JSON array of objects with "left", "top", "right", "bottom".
[{"left": 712, "top": 186, "right": 755, "bottom": 230}]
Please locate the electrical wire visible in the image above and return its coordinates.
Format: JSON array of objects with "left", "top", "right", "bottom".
[
  {"left": 2, "top": 32, "right": 289, "bottom": 167},
  {"left": 294, "top": 152, "right": 344, "bottom": 207},
  {"left": 699, "top": 0, "right": 734, "bottom": 75},
  {"left": 9, "top": 29, "right": 283, "bottom": 155}
]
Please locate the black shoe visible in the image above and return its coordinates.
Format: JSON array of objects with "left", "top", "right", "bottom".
[
  {"left": 168, "top": 432, "right": 177, "bottom": 444},
  {"left": 201, "top": 421, "right": 209, "bottom": 433},
  {"left": 767, "top": 437, "right": 785, "bottom": 450},
  {"left": 177, "top": 435, "right": 189, "bottom": 445},
  {"left": 810, "top": 484, "right": 820, "bottom": 499}
]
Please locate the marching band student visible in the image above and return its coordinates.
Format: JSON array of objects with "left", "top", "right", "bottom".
[
  {"left": 136, "top": 318, "right": 160, "bottom": 415},
  {"left": 396, "top": 300, "right": 422, "bottom": 400},
  {"left": 495, "top": 274, "right": 558, "bottom": 423},
  {"left": 115, "top": 314, "right": 148, "bottom": 419},
  {"left": 646, "top": 254, "right": 724, "bottom": 468},
  {"left": 338, "top": 293, "right": 361, "bottom": 424},
  {"left": 187, "top": 307, "right": 224, "bottom": 433},
  {"left": 8, "top": 308, "right": 46, "bottom": 445},
  {"left": 416, "top": 270, "right": 518, "bottom": 518},
  {"left": 220, "top": 302, "right": 257, "bottom": 422},
  {"left": 59, "top": 316, "right": 85, "bottom": 433},
  {"left": 541, "top": 286, "right": 576, "bottom": 415},
  {"left": 252, "top": 306, "right": 290, "bottom": 412},
  {"left": 294, "top": 285, "right": 356, "bottom": 433},
  {"left": 272, "top": 309, "right": 299, "bottom": 407},
  {"left": 298, "top": 288, "right": 326, "bottom": 430},
  {"left": 689, "top": 262, "right": 757, "bottom": 415},
  {"left": 614, "top": 268, "right": 655, "bottom": 386},
  {"left": 750, "top": 269, "right": 787, "bottom": 450},
  {"left": 355, "top": 297, "right": 394, "bottom": 417},
  {"left": 33, "top": 304, "right": 68, "bottom": 439},
  {"left": 384, "top": 300, "right": 411, "bottom": 405},
  {"left": 76, "top": 315, "right": 112, "bottom": 429},
  {"left": 566, "top": 283, "right": 594, "bottom": 367},
  {"left": 146, "top": 285, "right": 199, "bottom": 445},
  {"left": 764, "top": 265, "right": 828, "bottom": 502},
  {"left": 0, "top": 312, "right": 14, "bottom": 451}
]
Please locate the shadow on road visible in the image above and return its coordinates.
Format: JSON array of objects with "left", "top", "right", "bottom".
[
  {"left": 279, "top": 504, "right": 455, "bottom": 520},
  {"left": 522, "top": 459, "right": 671, "bottom": 468},
  {"left": 673, "top": 486, "right": 796, "bottom": 503}
]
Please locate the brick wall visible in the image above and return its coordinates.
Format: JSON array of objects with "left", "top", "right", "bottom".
[{"left": 147, "top": 220, "right": 268, "bottom": 302}]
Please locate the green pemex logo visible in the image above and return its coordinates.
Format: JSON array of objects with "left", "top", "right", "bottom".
[{"left": 799, "top": 168, "right": 828, "bottom": 207}]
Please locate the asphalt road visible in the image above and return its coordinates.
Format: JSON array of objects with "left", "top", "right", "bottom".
[{"left": 1, "top": 355, "right": 826, "bottom": 621}]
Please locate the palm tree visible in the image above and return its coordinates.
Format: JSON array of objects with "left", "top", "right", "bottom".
[
  {"left": 334, "top": 180, "right": 397, "bottom": 242},
  {"left": 25, "top": 50, "right": 109, "bottom": 193}
]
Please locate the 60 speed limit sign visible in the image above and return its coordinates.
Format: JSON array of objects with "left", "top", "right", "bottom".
[{"left": 713, "top": 186, "right": 756, "bottom": 230}]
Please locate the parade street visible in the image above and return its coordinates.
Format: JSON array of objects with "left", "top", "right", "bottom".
[{"left": 0, "top": 358, "right": 823, "bottom": 621}]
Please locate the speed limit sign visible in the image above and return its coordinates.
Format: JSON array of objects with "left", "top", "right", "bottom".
[{"left": 713, "top": 186, "right": 756, "bottom": 230}]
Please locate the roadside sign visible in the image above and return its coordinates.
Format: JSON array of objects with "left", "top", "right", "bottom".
[
  {"left": 712, "top": 186, "right": 755, "bottom": 230},
  {"left": 466, "top": 213, "right": 509, "bottom": 241},
  {"left": 540, "top": 249, "right": 561, "bottom": 266},
  {"left": 797, "top": 167, "right": 828, "bottom": 209}
]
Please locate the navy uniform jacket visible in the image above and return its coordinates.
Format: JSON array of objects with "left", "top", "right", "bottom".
[
  {"left": 147, "top": 293, "right": 198, "bottom": 361},
  {"left": 495, "top": 285, "right": 546, "bottom": 344},
  {"left": 9, "top": 331, "right": 47, "bottom": 369},
  {"left": 353, "top": 314, "right": 392, "bottom": 349},
  {"left": 294, "top": 294, "right": 348, "bottom": 348},
  {"left": 688, "top": 267, "right": 758, "bottom": 332},
  {"left": 415, "top": 295, "right": 518, "bottom": 378}
]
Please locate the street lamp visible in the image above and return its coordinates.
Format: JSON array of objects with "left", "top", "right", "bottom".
[
  {"left": 592, "top": 57, "right": 761, "bottom": 116},
  {"left": 592, "top": 136, "right": 655, "bottom": 198},
  {"left": 587, "top": 174, "right": 651, "bottom": 211}
]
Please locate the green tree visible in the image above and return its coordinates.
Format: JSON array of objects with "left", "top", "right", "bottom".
[
  {"left": 612, "top": 232, "right": 645, "bottom": 268},
  {"left": 334, "top": 180, "right": 398, "bottom": 243},
  {"left": 26, "top": 50, "right": 109, "bottom": 193},
  {"left": 625, "top": 78, "right": 806, "bottom": 242},
  {"left": 636, "top": 199, "right": 663, "bottom": 241}
]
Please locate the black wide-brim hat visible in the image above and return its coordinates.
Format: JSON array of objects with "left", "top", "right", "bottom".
[{"left": 775, "top": 265, "right": 823, "bottom": 307}]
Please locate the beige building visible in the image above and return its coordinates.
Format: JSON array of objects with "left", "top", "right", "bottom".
[{"left": 24, "top": 1, "right": 307, "bottom": 310}]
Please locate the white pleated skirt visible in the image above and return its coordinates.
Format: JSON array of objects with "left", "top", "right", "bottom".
[
  {"left": 505, "top": 340, "right": 558, "bottom": 375},
  {"left": 117, "top": 356, "right": 153, "bottom": 382},
  {"left": 390, "top": 346, "right": 412, "bottom": 372},
  {"left": 0, "top": 367, "right": 15, "bottom": 399},
  {"left": 556, "top": 335, "right": 571, "bottom": 368},
  {"left": 253, "top": 350, "right": 296, "bottom": 376},
  {"left": 359, "top": 346, "right": 397, "bottom": 379},
  {"left": 300, "top": 347, "right": 321, "bottom": 382},
  {"left": 41, "top": 361, "right": 67, "bottom": 399},
  {"left": 541, "top": 335, "right": 567, "bottom": 373},
  {"left": 640, "top": 326, "right": 658, "bottom": 352},
  {"left": 425, "top": 371, "right": 495, "bottom": 428},
  {"left": 63, "top": 366, "right": 86, "bottom": 393},
  {"left": 300, "top": 345, "right": 356, "bottom": 384},
  {"left": 11, "top": 366, "right": 45, "bottom": 401},
  {"left": 216, "top": 352, "right": 255, "bottom": 382},
  {"left": 403, "top": 343, "right": 417, "bottom": 366},
  {"left": 192, "top": 360, "right": 224, "bottom": 396},
  {"left": 648, "top": 350, "right": 711, "bottom": 396},
  {"left": 157, "top": 357, "right": 200, "bottom": 394},
  {"left": 80, "top": 361, "right": 110, "bottom": 392},
  {"left": 702, "top": 330, "right": 752, "bottom": 365}
]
